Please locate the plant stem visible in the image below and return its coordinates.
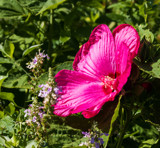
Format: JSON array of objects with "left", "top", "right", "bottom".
[{"left": 116, "top": 108, "right": 130, "bottom": 148}]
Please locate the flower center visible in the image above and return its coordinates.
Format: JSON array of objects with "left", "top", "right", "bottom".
[{"left": 101, "top": 76, "right": 116, "bottom": 94}]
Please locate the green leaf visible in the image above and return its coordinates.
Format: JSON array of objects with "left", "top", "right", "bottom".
[
  {"left": 108, "top": 2, "right": 131, "bottom": 9},
  {"left": 23, "top": 44, "right": 43, "bottom": 56},
  {"left": 0, "top": 116, "right": 14, "bottom": 133},
  {"left": 0, "top": 137, "right": 5, "bottom": 146},
  {"left": 0, "top": 0, "right": 27, "bottom": 18},
  {"left": 0, "top": 75, "right": 8, "bottom": 91},
  {"left": 4, "top": 103, "right": 15, "bottom": 116},
  {"left": 0, "top": 41, "right": 15, "bottom": 59},
  {"left": 0, "top": 111, "right": 4, "bottom": 118},
  {"left": 47, "top": 120, "right": 82, "bottom": 147},
  {"left": 4, "top": 40, "right": 15, "bottom": 59},
  {"left": 37, "top": 0, "right": 66, "bottom": 14},
  {"left": 26, "top": 140, "right": 38, "bottom": 148},
  {"left": 134, "top": 59, "right": 160, "bottom": 79},
  {"left": 138, "top": 25, "right": 154, "bottom": 43},
  {"left": 103, "top": 95, "right": 122, "bottom": 147},
  {"left": 54, "top": 61, "right": 73, "bottom": 74},
  {"left": 2, "top": 74, "right": 30, "bottom": 89},
  {"left": 0, "top": 92, "right": 19, "bottom": 107},
  {"left": 151, "top": 59, "right": 160, "bottom": 79},
  {"left": 0, "top": 58, "right": 12, "bottom": 64},
  {"left": 10, "top": 134, "right": 19, "bottom": 147}
]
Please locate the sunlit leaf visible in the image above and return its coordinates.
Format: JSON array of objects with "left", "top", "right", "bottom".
[
  {"left": 0, "top": 75, "right": 8, "bottom": 91},
  {"left": 23, "top": 44, "right": 43, "bottom": 56},
  {"left": 138, "top": 25, "right": 154, "bottom": 43},
  {"left": 37, "top": 0, "right": 66, "bottom": 14},
  {"left": 0, "top": 92, "right": 19, "bottom": 107},
  {"left": 0, "top": 0, "right": 28, "bottom": 18},
  {"left": 103, "top": 95, "right": 122, "bottom": 147},
  {"left": 4, "top": 103, "right": 15, "bottom": 116},
  {"left": 0, "top": 116, "right": 14, "bottom": 133},
  {"left": 151, "top": 59, "right": 160, "bottom": 79},
  {"left": 2, "top": 74, "right": 30, "bottom": 89},
  {"left": 0, "top": 58, "right": 12, "bottom": 64},
  {"left": 26, "top": 140, "right": 38, "bottom": 148}
]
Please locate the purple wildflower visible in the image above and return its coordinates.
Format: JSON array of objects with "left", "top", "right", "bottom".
[
  {"left": 26, "top": 50, "right": 49, "bottom": 70},
  {"left": 38, "top": 84, "right": 52, "bottom": 98},
  {"left": 24, "top": 109, "right": 31, "bottom": 117},
  {"left": 32, "top": 116, "right": 37, "bottom": 122},
  {"left": 98, "top": 138, "right": 104, "bottom": 144},
  {"left": 82, "top": 132, "right": 90, "bottom": 138},
  {"left": 33, "top": 57, "right": 38, "bottom": 64},
  {"left": 95, "top": 142, "right": 100, "bottom": 148},
  {"left": 91, "top": 137, "right": 95, "bottom": 144},
  {"left": 38, "top": 112, "right": 44, "bottom": 118}
]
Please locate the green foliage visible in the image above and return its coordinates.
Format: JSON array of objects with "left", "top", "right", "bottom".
[
  {"left": 104, "top": 95, "right": 122, "bottom": 147},
  {"left": 0, "top": 116, "right": 14, "bottom": 133},
  {"left": 0, "top": 0, "right": 160, "bottom": 147},
  {"left": 37, "top": 0, "right": 67, "bottom": 14}
]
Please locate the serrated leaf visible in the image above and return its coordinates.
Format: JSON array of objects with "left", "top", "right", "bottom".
[
  {"left": 0, "top": 116, "right": 14, "bottom": 133},
  {"left": 138, "top": 25, "right": 154, "bottom": 43},
  {"left": 134, "top": 59, "right": 160, "bottom": 79},
  {"left": 2, "top": 74, "right": 30, "bottom": 89},
  {"left": 151, "top": 59, "right": 160, "bottom": 79},
  {"left": 103, "top": 95, "right": 122, "bottom": 147},
  {"left": 37, "top": 0, "right": 66, "bottom": 14},
  {"left": 23, "top": 44, "right": 43, "bottom": 56}
]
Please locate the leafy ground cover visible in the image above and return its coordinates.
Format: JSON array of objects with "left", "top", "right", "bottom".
[{"left": 0, "top": 0, "right": 160, "bottom": 147}]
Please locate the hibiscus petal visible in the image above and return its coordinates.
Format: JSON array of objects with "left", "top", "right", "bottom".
[
  {"left": 73, "top": 24, "right": 116, "bottom": 78},
  {"left": 115, "top": 43, "right": 132, "bottom": 92},
  {"left": 113, "top": 24, "right": 140, "bottom": 91},
  {"left": 53, "top": 70, "right": 117, "bottom": 118},
  {"left": 113, "top": 24, "right": 140, "bottom": 61}
]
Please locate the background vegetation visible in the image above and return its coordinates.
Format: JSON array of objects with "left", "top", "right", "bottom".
[{"left": 0, "top": 0, "right": 160, "bottom": 147}]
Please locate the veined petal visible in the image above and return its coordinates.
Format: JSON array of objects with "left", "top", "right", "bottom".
[
  {"left": 73, "top": 24, "right": 116, "bottom": 79},
  {"left": 113, "top": 24, "right": 140, "bottom": 92},
  {"left": 113, "top": 24, "right": 140, "bottom": 61},
  {"left": 115, "top": 43, "right": 132, "bottom": 92},
  {"left": 116, "top": 42, "right": 130, "bottom": 75},
  {"left": 53, "top": 70, "right": 117, "bottom": 117},
  {"left": 81, "top": 92, "right": 117, "bottom": 118}
]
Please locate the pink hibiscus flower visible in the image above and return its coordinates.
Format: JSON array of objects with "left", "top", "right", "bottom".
[{"left": 53, "top": 24, "right": 140, "bottom": 118}]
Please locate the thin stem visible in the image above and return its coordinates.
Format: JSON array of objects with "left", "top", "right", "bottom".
[
  {"left": 116, "top": 108, "right": 130, "bottom": 148},
  {"left": 13, "top": 61, "right": 32, "bottom": 78},
  {"left": 47, "top": 9, "right": 53, "bottom": 64}
]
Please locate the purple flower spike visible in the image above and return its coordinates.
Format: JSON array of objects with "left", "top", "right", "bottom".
[
  {"left": 98, "top": 138, "right": 104, "bottom": 144},
  {"left": 82, "top": 132, "right": 90, "bottom": 137},
  {"left": 91, "top": 137, "right": 95, "bottom": 144},
  {"left": 38, "top": 112, "right": 44, "bottom": 118},
  {"left": 32, "top": 116, "right": 37, "bottom": 122},
  {"left": 95, "top": 142, "right": 100, "bottom": 148}
]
